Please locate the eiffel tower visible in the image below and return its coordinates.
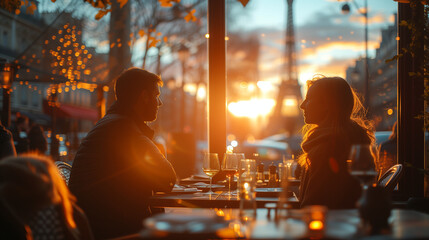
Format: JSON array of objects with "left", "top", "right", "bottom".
[{"left": 268, "top": 0, "right": 302, "bottom": 136}]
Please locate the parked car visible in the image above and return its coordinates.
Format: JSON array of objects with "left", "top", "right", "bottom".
[
  {"left": 263, "top": 133, "right": 303, "bottom": 157},
  {"left": 236, "top": 139, "right": 291, "bottom": 170},
  {"left": 374, "top": 131, "right": 391, "bottom": 146}
]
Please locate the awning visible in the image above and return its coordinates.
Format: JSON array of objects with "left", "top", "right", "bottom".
[
  {"left": 43, "top": 100, "right": 99, "bottom": 121},
  {"left": 14, "top": 111, "right": 51, "bottom": 126}
]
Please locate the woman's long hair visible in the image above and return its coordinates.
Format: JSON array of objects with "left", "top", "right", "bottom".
[
  {"left": 298, "top": 76, "right": 375, "bottom": 168},
  {"left": 0, "top": 154, "right": 77, "bottom": 237}
]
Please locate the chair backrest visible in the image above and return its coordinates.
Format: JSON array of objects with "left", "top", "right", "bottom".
[
  {"left": 377, "top": 164, "right": 403, "bottom": 192},
  {"left": 55, "top": 161, "right": 72, "bottom": 185}
]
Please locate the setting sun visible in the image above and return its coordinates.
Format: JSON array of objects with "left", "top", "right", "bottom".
[{"left": 228, "top": 98, "right": 275, "bottom": 118}]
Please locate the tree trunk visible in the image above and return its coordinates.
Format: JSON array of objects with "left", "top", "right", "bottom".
[{"left": 106, "top": 1, "right": 131, "bottom": 108}]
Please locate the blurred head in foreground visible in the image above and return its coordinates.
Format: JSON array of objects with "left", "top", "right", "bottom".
[{"left": 0, "top": 154, "right": 76, "bottom": 238}]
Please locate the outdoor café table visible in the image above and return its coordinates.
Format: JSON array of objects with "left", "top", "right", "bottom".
[
  {"left": 179, "top": 176, "right": 301, "bottom": 187},
  {"left": 123, "top": 208, "right": 429, "bottom": 239},
  {"left": 149, "top": 190, "right": 300, "bottom": 209}
]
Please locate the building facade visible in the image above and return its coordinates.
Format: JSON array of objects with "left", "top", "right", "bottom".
[{"left": 346, "top": 16, "right": 397, "bottom": 131}]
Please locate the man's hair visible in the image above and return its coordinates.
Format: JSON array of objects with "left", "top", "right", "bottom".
[{"left": 114, "top": 68, "right": 163, "bottom": 104}]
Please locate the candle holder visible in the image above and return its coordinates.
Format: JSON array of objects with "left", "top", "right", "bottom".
[
  {"left": 303, "top": 205, "right": 327, "bottom": 238},
  {"left": 358, "top": 185, "right": 391, "bottom": 235}
]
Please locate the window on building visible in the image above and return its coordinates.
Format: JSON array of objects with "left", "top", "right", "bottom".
[
  {"left": 31, "top": 89, "right": 39, "bottom": 107},
  {"left": 20, "top": 85, "right": 29, "bottom": 106},
  {"left": 2, "top": 30, "right": 9, "bottom": 46}
]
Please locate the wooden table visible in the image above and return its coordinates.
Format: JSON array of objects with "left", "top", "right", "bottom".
[
  {"left": 132, "top": 208, "right": 429, "bottom": 239},
  {"left": 149, "top": 191, "right": 300, "bottom": 208}
]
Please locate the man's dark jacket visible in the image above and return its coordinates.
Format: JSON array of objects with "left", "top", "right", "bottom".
[{"left": 69, "top": 102, "right": 176, "bottom": 239}]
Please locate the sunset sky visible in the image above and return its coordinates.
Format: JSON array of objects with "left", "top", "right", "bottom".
[{"left": 228, "top": 0, "right": 397, "bottom": 89}]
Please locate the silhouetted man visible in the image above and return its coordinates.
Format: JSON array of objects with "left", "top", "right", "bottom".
[
  {"left": 69, "top": 68, "right": 176, "bottom": 239},
  {"left": 0, "top": 122, "right": 16, "bottom": 159},
  {"left": 9, "top": 115, "right": 29, "bottom": 154}
]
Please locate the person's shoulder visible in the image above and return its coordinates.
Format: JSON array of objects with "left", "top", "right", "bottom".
[
  {"left": 346, "top": 121, "right": 373, "bottom": 144},
  {"left": 91, "top": 113, "right": 136, "bottom": 132},
  {"left": 79, "top": 114, "right": 134, "bottom": 143}
]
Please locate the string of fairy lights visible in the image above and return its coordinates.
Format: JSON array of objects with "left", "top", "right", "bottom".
[
  {"left": 11, "top": 22, "right": 104, "bottom": 106},
  {"left": 8, "top": 5, "right": 197, "bottom": 107}
]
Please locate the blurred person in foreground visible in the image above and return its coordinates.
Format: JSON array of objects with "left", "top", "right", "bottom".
[
  {"left": 68, "top": 68, "right": 177, "bottom": 239},
  {"left": 298, "top": 76, "right": 375, "bottom": 209},
  {"left": 0, "top": 154, "right": 93, "bottom": 239}
]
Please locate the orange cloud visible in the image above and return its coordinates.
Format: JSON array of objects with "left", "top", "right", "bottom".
[{"left": 349, "top": 12, "right": 390, "bottom": 25}]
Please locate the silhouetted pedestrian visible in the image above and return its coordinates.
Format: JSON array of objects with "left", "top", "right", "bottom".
[
  {"left": 0, "top": 123, "right": 16, "bottom": 159},
  {"left": 9, "top": 115, "right": 29, "bottom": 154},
  {"left": 28, "top": 124, "right": 48, "bottom": 155}
]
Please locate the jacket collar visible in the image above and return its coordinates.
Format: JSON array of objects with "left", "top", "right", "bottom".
[{"left": 107, "top": 101, "right": 155, "bottom": 140}]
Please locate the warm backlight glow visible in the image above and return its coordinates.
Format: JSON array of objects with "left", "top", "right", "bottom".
[
  {"left": 216, "top": 209, "right": 225, "bottom": 217},
  {"left": 284, "top": 98, "right": 297, "bottom": 106},
  {"left": 196, "top": 86, "right": 206, "bottom": 101},
  {"left": 309, "top": 220, "right": 324, "bottom": 230},
  {"left": 256, "top": 81, "right": 274, "bottom": 93},
  {"left": 228, "top": 99, "right": 275, "bottom": 118}
]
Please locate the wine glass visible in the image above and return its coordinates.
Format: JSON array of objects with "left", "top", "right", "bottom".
[
  {"left": 232, "top": 153, "right": 246, "bottom": 195},
  {"left": 202, "top": 153, "right": 220, "bottom": 196},
  {"left": 348, "top": 144, "right": 378, "bottom": 189},
  {"left": 222, "top": 153, "right": 239, "bottom": 196}
]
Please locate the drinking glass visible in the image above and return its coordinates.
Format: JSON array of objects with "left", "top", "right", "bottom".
[
  {"left": 202, "top": 153, "right": 220, "bottom": 196},
  {"left": 238, "top": 159, "right": 257, "bottom": 222},
  {"left": 348, "top": 144, "right": 378, "bottom": 189},
  {"left": 222, "top": 153, "right": 239, "bottom": 196},
  {"left": 234, "top": 153, "right": 246, "bottom": 186}
]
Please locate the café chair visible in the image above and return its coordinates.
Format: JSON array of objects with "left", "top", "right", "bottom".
[
  {"left": 376, "top": 164, "right": 403, "bottom": 193},
  {"left": 55, "top": 161, "right": 72, "bottom": 185}
]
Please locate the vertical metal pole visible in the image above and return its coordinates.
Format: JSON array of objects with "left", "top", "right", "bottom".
[
  {"left": 397, "top": 2, "right": 424, "bottom": 198},
  {"left": 364, "top": 0, "right": 369, "bottom": 109},
  {"left": 180, "top": 61, "right": 186, "bottom": 132},
  {"left": 50, "top": 109, "right": 59, "bottom": 160},
  {"left": 97, "top": 85, "right": 105, "bottom": 120},
  {"left": 208, "top": 0, "right": 226, "bottom": 157}
]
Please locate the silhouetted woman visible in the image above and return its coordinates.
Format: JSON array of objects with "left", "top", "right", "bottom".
[{"left": 298, "top": 76, "right": 375, "bottom": 209}]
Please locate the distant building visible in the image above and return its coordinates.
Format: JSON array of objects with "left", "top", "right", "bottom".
[
  {"left": 0, "top": 7, "right": 50, "bottom": 125},
  {"left": 346, "top": 15, "right": 397, "bottom": 131},
  {"left": 0, "top": 6, "right": 107, "bottom": 159}
]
